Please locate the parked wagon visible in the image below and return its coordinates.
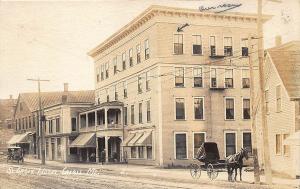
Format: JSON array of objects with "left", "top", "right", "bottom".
[
  {"left": 7, "top": 146, "right": 24, "bottom": 164},
  {"left": 189, "top": 142, "right": 229, "bottom": 181}
]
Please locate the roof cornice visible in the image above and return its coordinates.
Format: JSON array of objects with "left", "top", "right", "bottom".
[{"left": 88, "top": 5, "right": 272, "bottom": 58}]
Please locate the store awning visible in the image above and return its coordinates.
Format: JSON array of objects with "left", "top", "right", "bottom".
[
  {"left": 69, "top": 133, "right": 96, "bottom": 148},
  {"left": 283, "top": 131, "right": 300, "bottom": 146},
  {"left": 135, "top": 131, "right": 152, "bottom": 146},
  {"left": 122, "top": 133, "right": 135, "bottom": 146},
  {"left": 7, "top": 132, "right": 33, "bottom": 145},
  {"left": 128, "top": 132, "right": 143, "bottom": 146}
]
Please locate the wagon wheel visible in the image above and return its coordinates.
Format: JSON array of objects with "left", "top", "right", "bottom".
[
  {"left": 207, "top": 164, "right": 218, "bottom": 181},
  {"left": 189, "top": 163, "right": 201, "bottom": 179}
]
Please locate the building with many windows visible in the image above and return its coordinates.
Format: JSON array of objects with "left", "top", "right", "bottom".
[{"left": 86, "top": 5, "right": 269, "bottom": 166}]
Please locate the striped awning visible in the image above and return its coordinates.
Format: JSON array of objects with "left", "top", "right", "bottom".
[
  {"left": 127, "top": 133, "right": 143, "bottom": 146},
  {"left": 122, "top": 133, "right": 135, "bottom": 146},
  {"left": 135, "top": 131, "right": 152, "bottom": 146},
  {"left": 69, "top": 133, "right": 96, "bottom": 148},
  {"left": 7, "top": 132, "right": 32, "bottom": 145}
]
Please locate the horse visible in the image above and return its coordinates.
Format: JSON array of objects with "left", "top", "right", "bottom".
[{"left": 225, "top": 148, "right": 249, "bottom": 182}]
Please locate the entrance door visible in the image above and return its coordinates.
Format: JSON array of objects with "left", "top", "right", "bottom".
[{"left": 98, "top": 137, "right": 105, "bottom": 162}]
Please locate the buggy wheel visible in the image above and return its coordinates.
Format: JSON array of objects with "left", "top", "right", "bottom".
[
  {"left": 189, "top": 163, "right": 201, "bottom": 179},
  {"left": 207, "top": 164, "right": 218, "bottom": 181}
]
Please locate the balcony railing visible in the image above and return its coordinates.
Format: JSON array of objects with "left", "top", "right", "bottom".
[{"left": 96, "top": 123, "right": 123, "bottom": 130}]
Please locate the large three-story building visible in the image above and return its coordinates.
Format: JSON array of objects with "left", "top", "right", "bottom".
[{"left": 86, "top": 5, "right": 269, "bottom": 167}]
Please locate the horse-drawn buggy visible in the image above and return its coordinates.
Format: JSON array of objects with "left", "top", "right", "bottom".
[
  {"left": 189, "top": 142, "right": 249, "bottom": 181},
  {"left": 7, "top": 146, "right": 24, "bottom": 164}
]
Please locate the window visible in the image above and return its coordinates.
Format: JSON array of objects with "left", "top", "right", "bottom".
[
  {"left": 80, "top": 114, "right": 86, "bottom": 128},
  {"left": 175, "top": 98, "right": 185, "bottom": 120},
  {"left": 122, "top": 52, "right": 126, "bottom": 70},
  {"left": 22, "top": 118, "right": 24, "bottom": 129},
  {"left": 146, "top": 71, "right": 150, "bottom": 90},
  {"left": 57, "top": 138, "right": 61, "bottom": 158},
  {"left": 242, "top": 69, "right": 250, "bottom": 88},
  {"left": 243, "top": 99, "right": 251, "bottom": 119},
  {"left": 146, "top": 101, "right": 151, "bottom": 122},
  {"left": 225, "top": 98, "right": 235, "bottom": 120},
  {"left": 283, "top": 134, "right": 290, "bottom": 156},
  {"left": 131, "top": 147, "right": 137, "bottom": 158},
  {"left": 70, "top": 147, "right": 77, "bottom": 155},
  {"left": 101, "top": 65, "right": 104, "bottom": 80},
  {"left": 275, "top": 134, "right": 281, "bottom": 155},
  {"left": 123, "top": 81, "right": 128, "bottom": 98},
  {"left": 175, "top": 67, "right": 184, "bottom": 87},
  {"left": 56, "top": 118, "right": 60, "bottom": 132},
  {"left": 193, "top": 68, "right": 203, "bottom": 87},
  {"left": 265, "top": 89, "right": 269, "bottom": 114},
  {"left": 131, "top": 105, "right": 135, "bottom": 124},
  {"left": 138, "top": 146, "right": 144, "bottom": 158},
  {"left": 211, "top": 68, "right": 217, "bottom": 88},
  {"left": 192, "top": 35, "right": 202, "bottom": 55},
  {"left": 124, "top": 107, "right": 128, "bottom": 126},
  {"left": 136, "top": 44, "right": 141, "bottom": 64},
  {"left": 194, "top": 97, "right": 204, "bottom": 120},
  {"left": 144, "top": 39, "right": 150, "bottom": 60},
  {"left": 242, "top": 132, "right": 252, "bottom": 153},
  {"left": 25, "top": 117, "right": 28, "bottom": 129},
  {"left": 29, "top": 116, "right": 31, "bottom": 128},
  {"left": 138, "top": 75, "right": 143, "bottom": 93},
  {"left": 113, "top": 57, "right": 117, "bottom": 75},
  {"left": 96, "top": 74, "right": 100, "bottom": 83},
  {"left": 71, "top": 118, "right": 77, "bottom": 131},
  {"left": 174, "top": 34, "right": 183, "bottom": 54},
  {"left": 139, "top": 103, "right": 143, "bottom": 124},
  {"left": 49, "top": 120, "right": 53, "bottom": 134},
  {"left": 193, "top": 133, "right": 205, "bottom": 158},
  {"left": 210, "top": 36, "right": 216, "bottom": 56},
  {"left": 32, "top": 115, "right": 35, "bottom": 128},
  {"left": 224, "top": 37, "right": 233, "bottom": 56},
  {"left": 225, "top": 132, "right": 236, "bottom": 157},
  {"left": 175, "top": 133, "right": 187, "bottom": 159},
  {"left": 129, "top": 48, "right": 133, "bottom": 67},
  {"left": 241, "top": 39, "right": 248, "bottom": 56},
  {"left": 147, "top": 146, "right": 152, "bottom": 159},
  {"left": 105, "top": 62, "right": 109, "bottom": 79},
  {"left": 276, "top": 85, "right": 281, "bottom": 112},
  {"left": 225, "top": 69, "right": 233, "bottom": 88},
  {"left": 114, "top": 85, "right": 118, "bottom": 101}
]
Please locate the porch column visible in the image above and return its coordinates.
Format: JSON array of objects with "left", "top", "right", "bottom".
[
  {"left": 86, "top": 148, "right": 89, "bottom": 162},
  {"left": 120, "top": 136, "right": 124, "bottom": 162},
  {"left": 104, "top": 108, "right": 108, "bottom": 129},
  {"left": 105, "top": 136, "right": 109, "bottom": 162},
  {"left": 79, "top": 149, "right": 82, "bottom": 162},
  {"left": 96, "top": 137, "right": 99, "bottom": 163},
  {"left": 120, "top": 108, "right": 123, "bottom": 126},
  {"left": 95, "top": 111, "right": 97, "bottom": 130},
  {"left": 85, "top": 113, "right": 88, "bottom": 131}
]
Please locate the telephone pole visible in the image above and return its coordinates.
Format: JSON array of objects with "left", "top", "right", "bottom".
[
  {"left": 28, "top": 78, "right": 50, "bottom": 165},
  {"left": 257, "top": 0, "right": 272, "bottom": 184},
  {"left": 247, "top": 35, "right": 260, "bottom": 183}
]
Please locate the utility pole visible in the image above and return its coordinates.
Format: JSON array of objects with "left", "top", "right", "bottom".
[
  {"left": 28, "top": 78, "right": 50, "bottom": 165},
  {"left": 257, "top": 0, "right": 272, "bottom": 184},
  {"left": 247, "top": 34, "right": 260, "bottom": 183}
]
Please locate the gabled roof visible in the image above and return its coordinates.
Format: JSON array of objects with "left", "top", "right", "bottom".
[
  {"left": 267, "top": 41, "right": 300, "bottom": 100},
  {"left": 18, "top": 90, "right": 95, "bottom": 112}
]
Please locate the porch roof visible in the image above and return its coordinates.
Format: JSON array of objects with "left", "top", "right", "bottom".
[
  {"left": 80, "top": 101, "right": 124, "bottom": 114},
  {"left": 135, "top": 131, "right": 152, "bottom": 146},
  {"left": 69, "top": 133, "right": 96, "bottom": 148},
  {"left": 7, "top": 132, "right": 33, "bottom": 145}
]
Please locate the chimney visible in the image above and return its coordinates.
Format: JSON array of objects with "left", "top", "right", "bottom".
[
  {"left": 9, "top": 95, "right": 13, "bottom": 99},
  {"left": 275, "top": 35, "right": 282, "bottom": 47},
  {"left": 64, "top": 83, "right": 69, "bottom": 92}
]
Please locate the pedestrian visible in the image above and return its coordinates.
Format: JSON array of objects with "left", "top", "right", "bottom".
[{"left": 100, "top": 150, "right": 105, "bottom": 165}]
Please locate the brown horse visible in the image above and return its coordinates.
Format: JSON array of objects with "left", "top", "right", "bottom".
[{"left": 225, "top": 148, "right": 249, "bottom": 182}]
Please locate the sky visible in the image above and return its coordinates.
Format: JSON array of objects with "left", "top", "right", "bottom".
[{"left": 0, "top": 0, "right": 299, "bottom": 99}]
